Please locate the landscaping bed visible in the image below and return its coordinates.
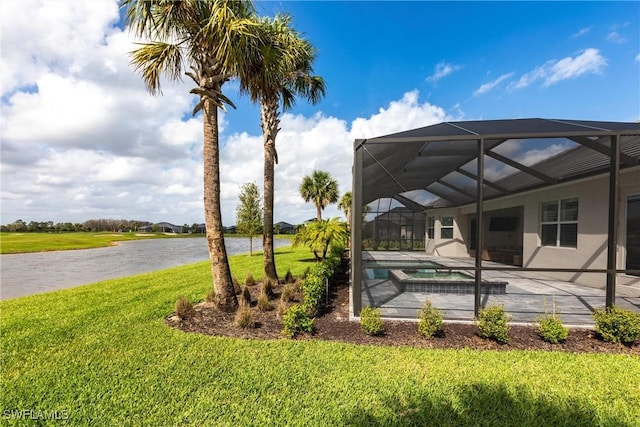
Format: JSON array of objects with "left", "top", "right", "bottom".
[{"left": 168, "top": 264, "right": 639, "bottom": 355}]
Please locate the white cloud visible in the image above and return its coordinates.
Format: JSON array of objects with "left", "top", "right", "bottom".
[
  {"left": 607, "top": 31, "right": 626, "bottom": 44},
  {"left": 544, "top": 48, "right": 607, "bottom": 87},
  {"left": 473, "top": 72, "right": 515, "bottom": 96},
  {"left": 507, "top": 48, "right": 606, "bottom": 90},
  {"left": 571, "top": 27, "right": 591, "bottom": 38},
  {"left": 426, "top": 61, "right": 463, "bottom": 83},
  {"left": 636, "top": 53, "right": 640, "bottom": 62}
]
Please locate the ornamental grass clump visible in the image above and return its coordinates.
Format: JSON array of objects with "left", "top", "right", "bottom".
[
  {"left": 232, "top": 277, "right": 241, "bottom": 294},
  {"left": 359, "top": 306, "right": 385, "bottom": 336},
  {"left": 261, "top": 278, "right": 275, "bottom": 299},
  {"left": 244, "top": 273, "right": 257, "bottom": 287},
  {"left": 592, "top": 305, "right": 640, "bottom": 345},
  {"left": 205, "top": 289, "right": 216, "bottom": 303},
  {"left": 284, "top": 269, "right": 295, "bottom": 284},
  {"left": 257, "top": 291, "right": 272, "bottom": 311},
  {"left": 477, "top": 304, "right": 511, "bottom": 344},
  {"left": 280, "top": 284, "right": 295, "bottom": 302},
  {"left": 241, "top": 286, "right": 252, "bottom": 305},
  {"left": 417, "top": 299, "right": 443, "bottom": 339},
  {"left": 234, "top": 300, "right": 254, "bottom": 329},
  {"left": 175, "top": 296, "right": 195, "bottom": 320}
]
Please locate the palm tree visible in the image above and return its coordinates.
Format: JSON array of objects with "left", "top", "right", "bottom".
[
  {"left": 299, "top": 170, "right": 339, "bottom": 221},
  {"left": 122, "top": 0, "right": 260, "bottom": 311},
  {"left": 338, "top": 191, "right": 352, "bottom": 228},
  {"left": 292, "top": 218, "right": 348, "bottom": 261},
  {"left": 239, "top": 15, "right": 325, "bottom": 281}
]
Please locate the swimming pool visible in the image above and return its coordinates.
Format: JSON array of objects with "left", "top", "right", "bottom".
[{"left": 363, "top": 261, "right": 507, "bottom": 294}]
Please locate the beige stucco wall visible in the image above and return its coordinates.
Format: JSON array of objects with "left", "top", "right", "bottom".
[{"left": 426, "top": 167, "right": 640, "bottom": 287}]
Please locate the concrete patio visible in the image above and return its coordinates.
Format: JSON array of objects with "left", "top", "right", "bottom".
[{"left": 358, "top": 251, "right": 640, "bottom": 326}]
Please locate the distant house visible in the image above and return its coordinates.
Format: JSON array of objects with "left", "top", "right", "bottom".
[
  {"left": 275, "top": 221, "right": 296, "bottom": 234},
  {"left": 223, "top": 225, "right": 237, "bottom": 234},
  {"left": 138, "top": 222, "right": 184, "bottom": 233}
]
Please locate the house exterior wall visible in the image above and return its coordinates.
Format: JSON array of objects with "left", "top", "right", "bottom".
[{"left": 426, "top": 167, "right": 640, "bottom": 287}]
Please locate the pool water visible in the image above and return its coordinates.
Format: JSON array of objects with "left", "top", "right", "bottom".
[{"left": 403, "top": 269, "right": 472, "bottom": 280}]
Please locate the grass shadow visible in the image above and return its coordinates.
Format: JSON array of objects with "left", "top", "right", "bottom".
[{"left": 343, "top": 382, "right": 628, "bottom": 426}]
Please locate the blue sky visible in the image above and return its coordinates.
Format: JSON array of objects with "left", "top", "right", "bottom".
[{"left": 1, "top": 1, "right": 639, "bottom": 226}]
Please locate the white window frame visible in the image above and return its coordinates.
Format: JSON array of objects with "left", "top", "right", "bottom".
[
  {"left": 427, "top": 216, "right": 435, "bottom": 240},
  {"left": 540, "top": 198, "right": 578, "bottom": 248},
  {"left": 440, "top": 216, "right": 454, "bottom": 240}
]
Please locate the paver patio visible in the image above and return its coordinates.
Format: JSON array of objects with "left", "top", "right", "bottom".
[{"left": 357, "top": 251, "right": 640, "bottom": 326}]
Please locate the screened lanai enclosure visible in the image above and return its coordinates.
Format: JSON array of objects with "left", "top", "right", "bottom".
[{"left": 351, "top": 118, "right": 640, "bottom": 323}]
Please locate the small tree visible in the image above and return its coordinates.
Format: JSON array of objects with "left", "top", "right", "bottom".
[{"left": 236, "top": 182, "right": 263, "bottom": 256}]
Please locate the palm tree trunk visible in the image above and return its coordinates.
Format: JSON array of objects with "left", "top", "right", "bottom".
[
  {"left": 316, "top": 205, "right": 322, "bottom": 222},
  {"left": 203, "top": 98, "right": 237, "bottom": 311},
  {"left": 261, "top": 100, "right": 278, "bottom": 281}
]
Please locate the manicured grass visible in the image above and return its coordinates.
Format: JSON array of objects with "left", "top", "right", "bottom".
[
  {"left": 0, "top": 232, "right": 184, "bottom": 254},
  {"left": 0, "top": 232, "right": 292, "bottom": 254},
  {"left": 1, "top": 246, "right": 638, "bottom": 425}
]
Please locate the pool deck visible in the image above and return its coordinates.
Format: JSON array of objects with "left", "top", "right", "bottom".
[{"left": 356, "top": 251, "right": 640, "bottom": 326}]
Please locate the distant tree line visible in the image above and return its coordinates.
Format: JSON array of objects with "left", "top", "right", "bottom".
[{"left": 1, "top": 219, "right": 152, "bottom": 233}]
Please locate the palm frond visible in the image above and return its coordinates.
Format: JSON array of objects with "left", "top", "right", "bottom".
[{"left": 130, "top": 42, "right": 183, "bottom": 94}]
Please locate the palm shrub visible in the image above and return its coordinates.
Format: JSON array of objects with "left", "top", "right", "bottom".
[
  {"left": 359, "top": 306, "right": 385, "bottom": 336},
  {"left": 292, "top": 218, "right": 348, "bottom": 261},
  {"left": 477, "top": 304, "right": 511, "bottom": 344},
  {"left": 417, "top": 299, "right": 443, "bottom": 338},
  {"left": 281, "top": 304, "right": 314, "bottom": 338},
  {"left": 592, "top": 305, "right": 640, "bottom": 344}
]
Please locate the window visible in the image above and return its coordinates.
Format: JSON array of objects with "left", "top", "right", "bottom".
[
  {"left": 440, "top": 216, "right": 454, "bottom": 239},
  {"left": 541, "top": 198, "right": 578, "bottom": 247},
  {"left": 427, "top": 216, "right": 435, "bottom": 239}
]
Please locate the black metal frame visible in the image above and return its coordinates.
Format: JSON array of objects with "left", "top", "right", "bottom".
[{"left": 352, "top": 120, "right": 640, "bottom": 317}]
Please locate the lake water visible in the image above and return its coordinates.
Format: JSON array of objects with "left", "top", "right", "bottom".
[{"left": 0, "top": 237, "right": 290, "bottom": 300}]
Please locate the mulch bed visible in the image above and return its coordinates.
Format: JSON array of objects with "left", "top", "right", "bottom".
[{"left": 167, "top": 264, "right": 639, "bottom": 355}]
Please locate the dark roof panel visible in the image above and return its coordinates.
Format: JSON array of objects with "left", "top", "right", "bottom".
[{"left": 358, "top": 118, "right": 640, "bottom": 210}]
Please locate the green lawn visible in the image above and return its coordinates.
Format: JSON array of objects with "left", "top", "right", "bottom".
[{"left": 1, "top": 246, "right": 638, "bottom": 426}]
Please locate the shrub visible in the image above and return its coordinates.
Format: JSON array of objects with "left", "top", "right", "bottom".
[
  {"left": 281, "top": 304, "right": 314, "bottom": 338},
  {"left": 241, "top": 286, "right": 252, "bottom": 305},
  {"left": 417, "top": 300, "right": 443, "bottom": 339},
  {"left": 477, "top": 304, "right": 511, "bottom": 344},
  {"left": 284, "top": 269, "right": 295, "bottom": 284},
  {"left": 301, "top": 273, "right": 325, "bottom": 316},
  {"left": 359, "top": 306, "right": 385, "bottom": 336},
  {"left": 244, "top": 273, "right": 257, "bottom": 287},
  {"left": 205, "top": 289, "right": 216, "bottom": 303},
  {"left": 234, "top": 300, "right": 254, "bottom": 329},
  {"left": 537, "top": 314, "right": 569, "bottom": 344},
  {"left": 280, "top": 284, "right": 295, "bottom": 302},
  {"left": 261, "top": 278, "right": 275, "bottom": 299},
  {"left": 592, "top": 306, "right": 640, "bottom": 344},
  {"left": 257, "top": 292, "right": 272, "bottom": 311},
  {"left": 175, "top": 296, "right": 195, "bottom": 320}
]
